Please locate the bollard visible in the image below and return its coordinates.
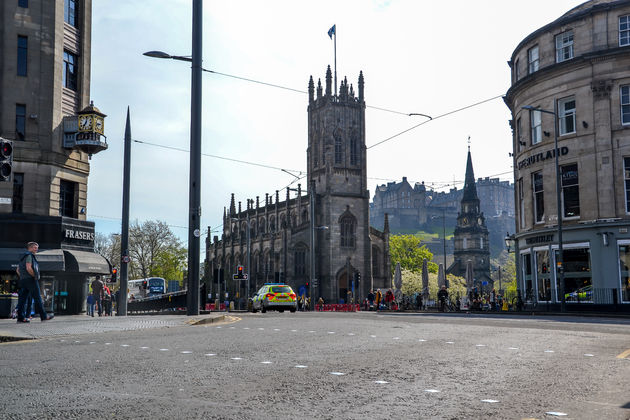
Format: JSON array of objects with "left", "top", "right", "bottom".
[
  {"left": 229, "top": 301, "right": 234, "bottom": 311},
  {"left": 214, "top": 299, "right": 220, "bottom": 311}
]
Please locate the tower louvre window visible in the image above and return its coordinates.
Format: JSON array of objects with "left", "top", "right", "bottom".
[
  {"left": 340, "top": 215, "right": 356, "bottom": 248},
  {"left": 334, "top": 130, "right": 343, "bottom": 164}
]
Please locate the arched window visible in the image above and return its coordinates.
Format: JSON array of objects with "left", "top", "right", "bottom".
[
  {"left": 270, "top": 216, "right": 276, "bottom": 232},
  {"left": 259, "top": 218, "right": 266, "bottom": 234},
  {"left": 302, "top": 209, "right": 309, "bottom": 224},
  {"left": 280, "top": 214, "right": 287, "bottom": 229},
  {"left": 372, "top": 246, "right": 380, "bottom": 277},
  {"left": 334, "top": 128, "right": 343, "bottom": 164},
  {"left": 340, "top": 214, "right": 356, "bottom": 248},
  {"left": 294, "top": 245, "right": 307, "bottom": 276},
  {"left": 350, "top": 128, "right": 359, "bottom": 166}
]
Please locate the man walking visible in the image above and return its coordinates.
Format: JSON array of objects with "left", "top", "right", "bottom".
[
  {"left": 15, "top": 242, "right": 53, "bottom": 323},
  {"left": 91, "top": 276, "right": 105, "bottom": 316}
]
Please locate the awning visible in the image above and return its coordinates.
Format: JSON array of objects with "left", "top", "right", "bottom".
[
  {"left": 0, "top": 248, "right": 65, "bottom": 272},
  {"left": 63, "top": 250, "right": 111, "bottom": 274}
]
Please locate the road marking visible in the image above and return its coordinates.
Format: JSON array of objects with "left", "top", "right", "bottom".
[
  {"left": 374, "top": 380, "right": 389, "bottom": 384},
  {"left": 258, "top": 328, "right": 264, "bottom": 330},
  {"left": 229, "top": 326, "right": 236, "bottom": 329},
  {"left": 481, "top": 399, "right": 499, "bottom": 403},
  {"left": 393, "top": 337, "right": 400, "bottom": 340},
  {"left": 216, "top": 326, "right": 222, "bottom": 329},
  {"left": 231, "top": 357, "right": 243, "bottom": 360},
  {"left": 445, "top": 341, "right": 454, "bottom": 344},
  {"left": 328, "top": 331, "right": 336, "bottom": 334},
  {"left": 140, "top": 346, "right": 149, "bottom": 349},
  {"left": 273, "top": 329, "right": 281, "bottom": 331},
  {"left": 330, "top": 372, "right": 345, "bottom": 376},
  {"left": 159, "top": 348, "right": 169, "bottom": 351},
  {"left": 181, "top": 351, "right": 192, "bottom": 354},
  {"left": 204, "top": 353, "right": 216, "bottom": 356},
  {"left": 243, "top": 327, "right": 250, "bottom": 330},
  {"left": 545, "top": 412, "right": 567, "bottom": 416},
  {"left": 105, "top": 343, "right": 111, "bottom": 345},
  {"left": 89, "top": 341, "right": 95, "bottom": 344},
  {"left": 370, "top": 335, "right": 377, "bottom": 338},
  {"left": 508, "top": 347, "right": 519, "bottom": 350},
  {"left": 60, "top": 340, "right": 66, "bottom": 342},
  {"left": 308, "top": 331, "right": 316, "bottom": 333},
  {"left": 424, "top": 389, "right": 440, "bottom": 393},
  {"left": 261, "top": 361, "right": 273, "bottom": 364},
  {"left": 121, "top": 344, "right": 130, "bottom": 347},
  {"left": 476, "top": 344, "right": 486, "bottom": 347},
  {"left": 291, "top": 329, "right": 298, "bottom": 332},
  {"left": 616, "top": 348, "right": 630, "bottom": 359},
  {"left": 294, "top": 365, "right": 308, "bottom": 368},
  {"left": 418, "top": 339, "right": 426, "bottom": 342},
  {"left": 348, "top": 333, "right": 355, "bottom": 336},
  {"left": 74, "top": 340, "right": 80, "bottom": 343},
  {"left": 584, "top": 354, "right": 594, "bottom": 357},
  {"left": 544, "top": 350, "right": 555, "bottom": 353}
]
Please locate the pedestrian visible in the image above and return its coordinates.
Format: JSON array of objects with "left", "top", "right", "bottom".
[
  {"left": 103, "top": 285, "right": 112, "bottom": 316},
  {"left": 91, "top": 276, "right": 104, "bottom": 316},
  {"left": 375, "top": 289, "right": 382, "bottom": 311},
  {"left": 490, "top": 289, "right": 497, "bottom": 311},
  {"left": 87, "top": 293, "right": 95, "bottom": 317},
  {"left": 317, "top": 296, "right": 324, "bottom": 311},
  {"left": 415, "top": 293, "right": 423, "bottom": 310},
  {"left": 437, "top": 285, "right": 449, "bottom": 312},
  {"left": 15, "top": 242, "right": 53, "bottom": 323},
  {"left": 367, "top": 290, "right": 375, "bottom": 310}
]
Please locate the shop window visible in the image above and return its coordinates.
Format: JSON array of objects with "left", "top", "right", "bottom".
[
  {"left": 13, "top": 173, "right": 24, "bottom": 213},
  {"left": 59, "top": 179, "right": 77, "bottom": 217},
  {"left": 619, "top": 243, "right": 630, "bottom": 302},
  {"left": 530, "top": 109, "right": 542, "bottom": 144},
  {"left": 556, "top": 247, "right": 591, "bottom": 302},
  {"left": 561, "top": 163, "right": 580, "bottom": 218},
  {"left": 536, "top": 250, "right": 552, "bottom": 301},
  {"left": 532, "top": 171, "right": 544, "bottom": 223},
  {"left": 625, "top": 157, "right": 630, "bottom": 213},
  {"left": 522, "top": 253, "right": 533, "bottom": 300},
  {"left": 558, "top": 97, "right": 576, "bottom": 135},
  {"left": 528, "top": 45, "right": 539, "bottom": 73},
  {"left": 555, "top": 30, "right": 573, "bottom": 63}
]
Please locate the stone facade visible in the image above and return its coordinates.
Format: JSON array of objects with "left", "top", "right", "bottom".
[
  {"left": 207, "top": 67, "right": 391, "bottom": 304},
  {"left": 504, "top": 0, "right": 630, "bottom": 307}
]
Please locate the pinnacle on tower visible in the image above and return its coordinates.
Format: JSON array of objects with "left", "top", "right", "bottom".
[
  {"left": 358, "top": 71, "right": 364, "bottom": 102},
  {"left": 462, "top": 148, "right": 479, "bottom": 202},
  {"left": 325, "top": 65, "right": 332, "bottom": 96},
  {"left": 308, "top": 75, "right": 315, "bottom": 103},
  {"left": 317, "top": 79, "right": 323, "bottom": 99},
  {"left": 230, "top": 193, "right": 236, "bottom": 215}
]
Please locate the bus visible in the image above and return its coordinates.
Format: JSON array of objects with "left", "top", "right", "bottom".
[{"left": 127, "top": 277, "right": 166, "bottom": 299}]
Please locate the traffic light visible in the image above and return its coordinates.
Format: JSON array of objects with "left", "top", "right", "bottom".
[
  {"left": 355, "top": 271, "right": 361, "bottom": 284},
  {"left": 142, "top": 280, "right": 147, "bottom": 289},
  {"left": 237, "top": 265, "right": 244, "bottom": 279},
  {"left": 0, "top": 138, "right": 13, "bottom": 182},
  {"left": 111, "top": 268, "right": 118, "bottom": 283}
]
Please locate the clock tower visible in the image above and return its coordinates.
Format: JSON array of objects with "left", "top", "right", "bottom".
[{"left": 447, "top": 147, "right": 492, "bottom": 290}]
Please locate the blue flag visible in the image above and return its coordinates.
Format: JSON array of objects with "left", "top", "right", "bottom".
[{"left": 328, "top": 24, "right": 336, "bottom": 39}]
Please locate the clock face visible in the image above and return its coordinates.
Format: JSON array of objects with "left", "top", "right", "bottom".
[
  {"left": 78, "top": 115, "right": 93, "bottom": 131},
  {"left": 94, "top": 117, "right": 104, "bottom": 134},
  {"left": 462, "top": 217, "right": 468, "bottom": 225}
]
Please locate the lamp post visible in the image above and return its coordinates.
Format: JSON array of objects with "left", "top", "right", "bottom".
[
  {"left": 522, "top": 104, "right": 565, "bottom": 312},
  {"left": 143, "top": 0, "right": 203, "bottom": 316}
]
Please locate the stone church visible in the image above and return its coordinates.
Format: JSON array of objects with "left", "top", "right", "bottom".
[
  {"left": 447, "top": 148, "right": 492, "bottom": 289},
  {"left": 207, "top": 66, "right": 391, "bottom": 304}
]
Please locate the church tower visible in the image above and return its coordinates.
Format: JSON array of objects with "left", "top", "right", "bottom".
[
  {"left": 448, "top": 148, "right": 492, "bottom": 289},
  {"left": 307, "top": 66, "right": 371, "bottom": 302}
]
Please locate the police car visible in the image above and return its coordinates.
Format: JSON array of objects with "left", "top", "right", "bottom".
[{"left": 251, "top": 283, "right": 297, "bottom": 313}]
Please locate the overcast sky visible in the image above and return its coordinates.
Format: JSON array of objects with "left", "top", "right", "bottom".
[{"left": 88, "top": 0, "right": 585, "bottom": 251}]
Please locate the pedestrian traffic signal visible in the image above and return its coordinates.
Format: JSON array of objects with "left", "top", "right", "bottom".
[
  {"left": 111, "top": 268, "right": 118, "bottom": 283},
  {"left": 0, "top": 138, "right": 13, "bottom": 182},
  {"left": 237, "top": 265, "right": 244, "bottom": 279}
]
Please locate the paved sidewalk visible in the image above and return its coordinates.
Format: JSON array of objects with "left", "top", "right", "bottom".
[{"left": 0, "top": 313, "right": 225, "bottom": 340}]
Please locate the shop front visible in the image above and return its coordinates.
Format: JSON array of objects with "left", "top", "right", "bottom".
[{"left": 0, "top": 214, "right": 111, "bottom": 316}]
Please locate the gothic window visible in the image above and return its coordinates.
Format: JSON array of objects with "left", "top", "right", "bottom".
[
  {"left": 259, "top": 219, "right": 266, "bottom": 234},
  {"left": 302, "top": 209, "right": 309, "bottom": 224},
  {"left": 350, "top": 129, "right": 359, "bottom": 166},
  {"left": 294, "top": 245, "right": 307, "bottom": 277},
  {"left": 241, "top": 222, "right": 247, "bottom": 238},
  {"left": 372, "top": 246, "right": 380, "bottom": 277},
  {"left": 280, "top": 213, "right": 287, "bottom": 229},
  {"left": 334, "top": 128, "right": 343, "bottom": 164},
  {"left": 340, "top": 214, "right": 356, "bottom": 248},
  {"left": 270, "top": 216, "right": 276, "bottom": 232}
]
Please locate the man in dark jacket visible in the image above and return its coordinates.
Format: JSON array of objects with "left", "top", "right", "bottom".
[
  {"left": 437, "top": 286, "right": 449, "bottom": 312},
  {"left": 91, "top": 276, "right": 104, "bottom": 316},
  {"left": 15, "top": 242, "right": 53, "bottom": 323}
]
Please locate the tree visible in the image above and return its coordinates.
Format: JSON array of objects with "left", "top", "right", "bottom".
[
  {"left": 389, "top": 234, "right": 438, "bottom": 274},
  {"left": 128, "top": 220, "right": 186, "bottom": 280},
  {"left": 94, "top": 232, "right": 120, "bottom": 271},
  {"left": 399, "top": 268, "right": 467, "bottom": 299}
]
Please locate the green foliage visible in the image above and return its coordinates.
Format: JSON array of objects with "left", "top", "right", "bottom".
[
  {"left": 390, "top": 234, "right": 438, "bottom": 274},
  {"left": 490, "top": 250, "right": 517, "bottom": 293},
  {"left": 399, "top": 269, "right": 467, "bottom": 298},
  {"left": 151, "top": 245, "right": 187, "bottom": 285}
]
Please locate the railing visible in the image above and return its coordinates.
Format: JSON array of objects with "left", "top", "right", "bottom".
[{"left": 127, "top": 290, "right": 187, "bottom": 313}]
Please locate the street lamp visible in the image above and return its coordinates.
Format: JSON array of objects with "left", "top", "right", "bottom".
[
  {"left": 144, "top": 0, "right": 203, "bottom": 315},
  {"left": 522, "top": 104, "right": 565, "bottom": 312}
]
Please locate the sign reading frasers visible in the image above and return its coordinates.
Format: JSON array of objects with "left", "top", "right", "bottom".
[
  {"left": 518, "top": 147, "right": 569, "bottom": 170},
  {"left": 64, "top": 228, "right": 95, "bottom": 241}
]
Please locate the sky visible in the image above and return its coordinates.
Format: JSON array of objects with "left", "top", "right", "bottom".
[{"left": 88, "top": 0, "right": 586, "bottom": 253}]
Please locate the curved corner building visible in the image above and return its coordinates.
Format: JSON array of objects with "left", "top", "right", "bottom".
[{"left": 504, "top": 0, "right": 630, "bottom": 309}]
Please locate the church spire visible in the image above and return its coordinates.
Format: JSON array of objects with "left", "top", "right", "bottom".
[{"left": 462, "top": 148, "right": 478, "bottom": 202}]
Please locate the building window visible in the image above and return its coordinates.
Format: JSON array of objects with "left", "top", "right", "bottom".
[
  {"left": 558, "top": 97, "right": 576, "bottom": 135},
  {"left": 340, "top": 216, "right": 356, "bottom": 248},
  {"left": 13, "top": 173, "right": 24, "bottom": 214},
  {"left": 555, "top": 247, "right": 591, "bottom": 302},
  {"left": 522, "top": 253, "right": 533, "bottom": 300},
  {"left": 620, "top": 15, "right": 630, "bottom": 46},
  {"left": 528, "top": 45, "right": 539, "bottom": 73},
  {"left": 294, "top": 247, "right": 306, "bottom": 277},
  {"left": 518, "top": 177, "right": 525, "bottom": 229},
  {"left": 619, "top": 242, "right": 630, "bottom": 302},
  {"left": 17, "top": 36, "right": 27, "bottom": 76},
  {"left": 350, "top": 133, "right": 358, "bottom": 166},
  {"left": 462, "top": 237, "right": 468, "bottom": 249},
  {"left": 621, "top": 85, "right": 630, "bottom": 125},
  {"left": 334, "top": 129, "right": 343, "bottom": 164},
  {"left": 516, "top": 117, "right": 523, "bottom": 151},
  {"left": 555, "top": 30, "right": 574, "bottom": 63},
  {"left": 16, "top": 104, "right": 26, "bottom": 141},
  {"left": 18, "top": 0, "right": 28, "bottom": 7},
  {"left": 532, "top": 171, "right": 544, "bottom": 223},
  {"left": 514, "top": 58, "right": 520, "bottom": 81},
  {"left": 59, "top": 179, "right": 77, "bottom": 217},
  {"left": 536, "top": 250, "right": 552, "bottom": 301},
  {"left": 63, "top": 51, "right": 77, "bottom": 91},
  {"left": 64, "top": 0, "right": 77, "bottom": 27},
  {"left": 561, "top": 163, "right": 580, "bottom": 218},
  {"left": 530, "top": 109, "right": 542, "bottom": 145},
  {"left": 624, "top": 157, "right": 630, "bottom": 213}
]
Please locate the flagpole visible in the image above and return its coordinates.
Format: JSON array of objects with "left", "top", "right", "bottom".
[{"left": 334, "top": 28, "right": 337, "bottom": 98}]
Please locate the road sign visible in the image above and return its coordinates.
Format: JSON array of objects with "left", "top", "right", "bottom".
[
  {"left": 0, "top": 197, "right": 11, "bottom": 204},
  {"left": 482, "top": 281, "right": 488, "bottom": 286},
  {"left": 232, "top": 273, "right": 248, "bottom": 280},
  {"left": 121, "top": 255, "right": 130, "bottom": 263}
]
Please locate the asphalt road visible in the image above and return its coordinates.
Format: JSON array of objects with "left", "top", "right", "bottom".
[{"left": 1, "top": 312, "right": 629, "bottom": 420}]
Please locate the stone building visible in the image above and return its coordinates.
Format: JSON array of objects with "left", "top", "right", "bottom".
[
  {"left": 447, "top": 149, "right": 492, "bottom": 288},
  {"left": 370, "top": 177, "right": 427, "bottom": 230},
  {"left": 207, "top": 67, "right": 391, "bottom": 304},
  {"left": 0, "top": 0, "right": 110, "bottom": 315},
  {"left": 504, "top": 0, "right": 630, "bottom": 308}
]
